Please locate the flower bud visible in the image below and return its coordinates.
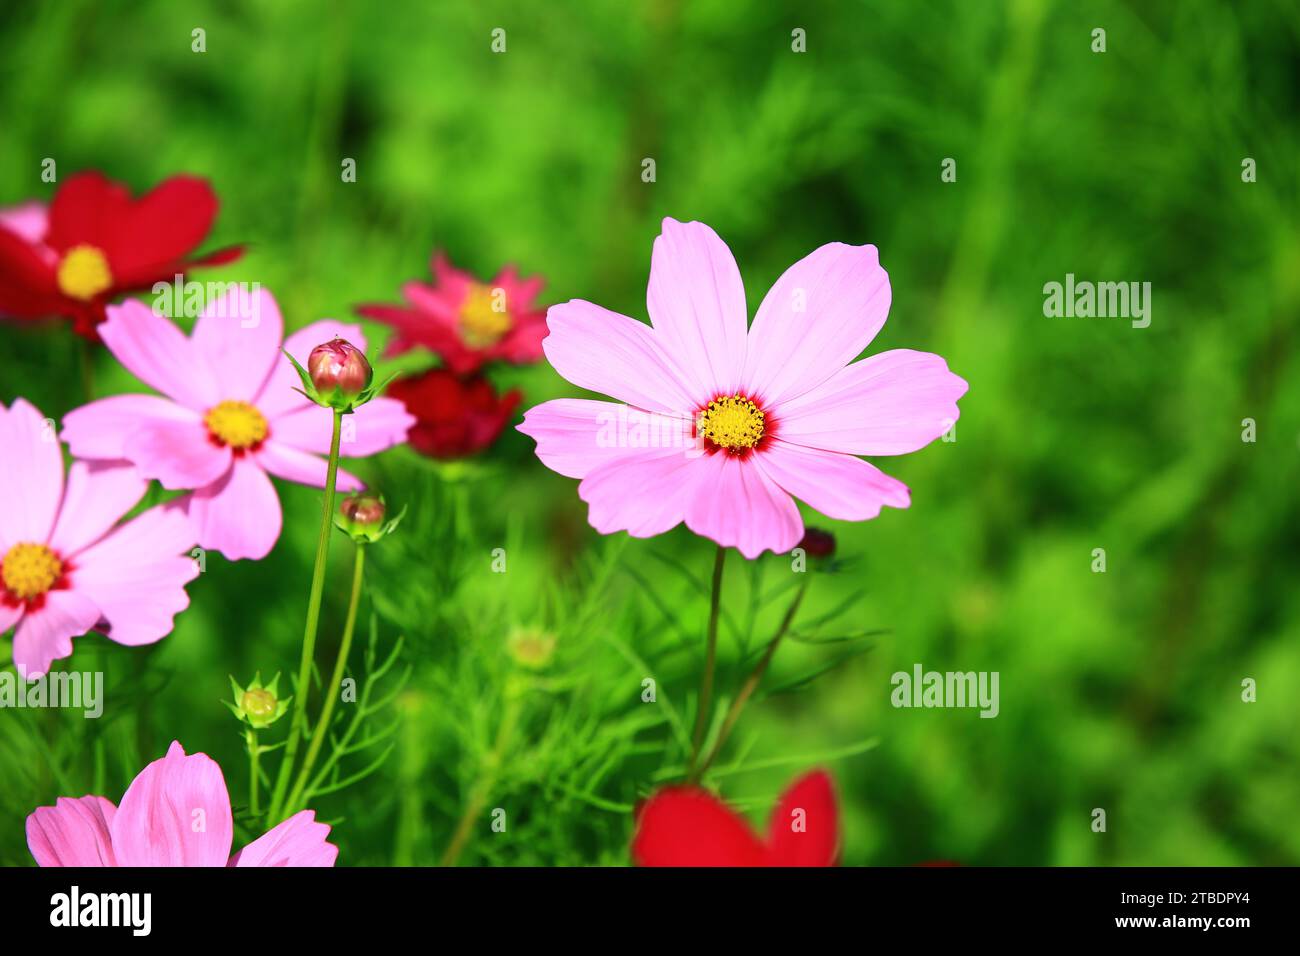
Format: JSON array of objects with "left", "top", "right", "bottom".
[
  {"left": 226, "top": 673, "right": 290, "bottom": 729},
  {"left": 241, "top": 687, "right": 277, "bottom": 721},
  {"left": 798, "top": 528, "right": 836, "bottom": 559},
  {"left": 507, "top": 627, "right": 557, "bottom": 671},
  {"left": 335, "top": 491, "right": 403, "bottom": 543},
  {"left": 307, "top": 338, "right": 372, "bottom": 407}
]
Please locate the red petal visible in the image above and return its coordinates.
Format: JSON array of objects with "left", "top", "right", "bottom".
[
  {"left": 0, "top": 227, "right": 62, "bottom": 318},
  {"left": 104, "top": 175, "right": 220, "bottom": 284},
  {"left": 766, "top": 769, "right": 840, "bottom": 866},
  {"left": 386, "top": 370, "right": 518, "bottom": 458},
  {"left": 109, "top": 244, "right": 246, "bottom": 293},
  {"left": 631, "top": 787, "right": 769, "bottom": 867},
  {"left": 186, "top": 244, "right": 245, "bottom": 268},
  {"left": 45, "top": 171, "right": 133, "bottom": 253}
]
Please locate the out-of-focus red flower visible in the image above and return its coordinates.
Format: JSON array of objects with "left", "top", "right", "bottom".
[
  {"left": 0, "top": 171, "right": 242, "bottom": 339},
  {"left": 632, "top": 769, "right": 840, "bottom": 867},
  {"left": 357, "top": 253, "right": 546, "bottom": 374},
  {"left": 798, "top": 527, "right": 837, "bottom": 558},
  {"left": 387, "top": 368, "right": 521, "bottom": 459}
]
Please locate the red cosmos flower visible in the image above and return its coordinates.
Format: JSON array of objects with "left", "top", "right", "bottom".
[
  {"left": 632, "top": 769, "right": 840, "bottom": 867},
  {"left": 0, "top": 172, "right": 242, "bottom": 338},
  {"left": 357, "top": 253, "right": 546, "bottom": 374},
  {"left": 387, "top": 369, "right": 521, "bottom": 459}
]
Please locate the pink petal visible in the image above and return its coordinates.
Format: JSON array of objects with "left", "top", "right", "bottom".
[
  {"left": 772, "top": 349, "right": 968, "bottom": 455},
  {"left": 543, "top": 300, "right": 703, "bottom": 414},
  {"left": 72, "top": 502, "right": 199, "bottom": 647},
  {"left": 192, "top": 287, "right": 284, "bottom": 401},
  {"left": 256, "top": 441, "right": 364, "bottom": 491},
  {"left": 61, "top": 394, "right": 197, "bottom": 461},
  {"left": 0, "top": 398, "right": 64, "bottom": 547},
  {"left": 122, "top": 418, "right": 232, "bottom": 490},
  {"left": 742, "top": 243, "right": 891, "bottom": 407},
  {"left": 186, "top": 456, "right": 282, "bottom": 561},
  {"left": 99, "top": 300, "right": 220, "bottom": 410},
  {"left": 255, "top": 319, "right": 369, "bottom": 419},
  {"left": 12, "top": 589, "right": 102, "bottom": 679},
  {"left": 402, "top": 280, "right": 460, "bottom": 325},
  {"left": 432, "top": 253, "right": 475, "bottom": 298},
  {"left": 26, "top": 796, "right": 119, "bottom": 867},
  {"left": 518, "top": 398, "right": 692, "bottom": 479},
  {"left": 49, "top": 461, "right": 147, "bottom": 556},
  {"left": 577, "top": 447, "right": 708, "bottom": 539},
  {"left": 268, "top": 396, "right": 413, "bottom": 457},
  {"left": 0, "top": 602, "right": 22, "bottom": 636},
  {"left": 755, "top": 440, "right": 910, "bottom": 522},
  {"left": 496, "top": 312, "right": 548, "bottom": 364},
  {"left": 110, "top": 741, "right": 234, "bottom": 867},
  {"left": 684, "top": 453, "right": 803, "bottom": 559},
  {"left": 646, "top": 218, "right": 749, "bottom": 395},
  {"left": 0, "top": 200, "right": 49, "bottom": 245},
  {"left": 229, "top": 810, "right": 338, "bottom": 867}
]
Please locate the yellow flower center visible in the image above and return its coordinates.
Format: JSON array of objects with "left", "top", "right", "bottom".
[
  {"left": 204, "top": 400, "right": 269, "bottom": 449},
  {"left": 56, "top": 244, "right": 113, "bottom": 301},
  {"left": 459, "top": 284, "right": 512, "bottom": 348},
  {"left": 697, "top": 395, "right": 766, "bottom": 451},
  {"left": 2, "top": 542, "right": 64, "bottom": 601}
]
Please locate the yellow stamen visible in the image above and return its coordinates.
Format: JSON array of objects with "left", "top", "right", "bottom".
[
  {"left": 204, "top": 400, "right": 269, "bottom": 449},
  {"left": 697, "top": 395, "right": 765, "bottom": 451},
  {"left": 56, "top": 245, "right": 113, "bottom": 301},
  {"left": 2, "top": 543, "right": 63, "bottom": 601},
  {"left": 459, "top": 284, "right": 511, "bottom": 348}
]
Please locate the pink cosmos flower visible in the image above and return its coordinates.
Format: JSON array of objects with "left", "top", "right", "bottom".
[
  {"left": 27, "top": 741, "right": 338, "bottom": 867},
  {"left": 357, "top": 253, "right": 547, "bottom": 373},
  {"left": 0, "top": 398, "right": 197, "bottom": 678},
  {"left": 518, "top": 218, "right": 969, "bottom": 558},
  {"left": 61, "top": 289, "right": 415, "bottom": 561}
]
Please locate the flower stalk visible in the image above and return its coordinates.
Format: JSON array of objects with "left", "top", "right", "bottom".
[
  {"left": 695, "top": 578, "right": 808, "bottom": 779},
  {"left": 687, "top": 544, "right": 727, "bottom": 781},
  {"left": 440, "top": 693, "right": 523, "bottom": 867},
  {"left": 284, "top": 539, "right": 367, "bottom": 816},
  {"left": 246, "top": 727, "right": 261, "bottom": 816},
  {"left": 269, "top": 407, "right": 344, "bottom": 822}
]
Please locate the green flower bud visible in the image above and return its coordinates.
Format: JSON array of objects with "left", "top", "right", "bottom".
[
  {"left": 226, "top": 673, "right": 290, "bottom": 729},
  {"left": 507, "top": 628, "right": 557, "bottom": 671}
]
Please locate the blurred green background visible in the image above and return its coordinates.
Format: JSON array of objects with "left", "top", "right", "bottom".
[{"left": 2, "top": 0, "right": 1298, "bottom": 866}]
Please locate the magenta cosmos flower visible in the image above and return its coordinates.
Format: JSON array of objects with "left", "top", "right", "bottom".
[
  {"left": 518, "top": 218, "right": 968, "bottom": 558},
  {"left": 62, "top": 288, "right": 414, "bottom": 561},
  {"left": 0, "top": 398, "right": 197, "bottom": 678},
  {"left": 27, "top": 741, "right": 337, "bottom": 867},
  {"left": 357, "top": 252, "right": 547, "bottom": 373}
]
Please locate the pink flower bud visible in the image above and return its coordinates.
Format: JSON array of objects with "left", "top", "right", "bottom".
[
  {"left": 334, "top": 491, "right": 401, "bottom": 543},
  {"left": 307, "top": 338, "right": 372, "bottom": 400},
  {"left": 339, "top": 492, "right": 386, "bottom": 529}
]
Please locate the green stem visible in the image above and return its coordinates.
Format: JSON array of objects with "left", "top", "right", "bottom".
[
  {"left": 284, "top": 542, "right": 366, "bottom": 816},
  {"left": 687, "top": 544, "right": 726, "bottom": 781},
  {"left": 246, "top": 727, "right": 260, "bottom": 817},
  {"left": 79, "top": 337, "right": 94, "bottom": 401},
  {"left": 695, "top": 579, "right": 808, "bottom": 780},
  {"left": 440, "top": 694, "right": 523, "bottom": 867},
  {"left": 269, "top": 408, "right": 344, "bottom": 821}
]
